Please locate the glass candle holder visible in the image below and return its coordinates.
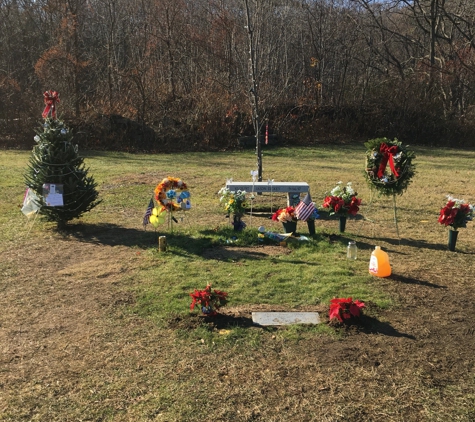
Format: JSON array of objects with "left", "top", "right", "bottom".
[{"left": 347, "top": 241, "right": 357, "bottom": 260}]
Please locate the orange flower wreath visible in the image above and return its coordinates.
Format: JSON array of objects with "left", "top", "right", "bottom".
[{"left": 154, "top": 177, "right": 190, "bottom": 211}]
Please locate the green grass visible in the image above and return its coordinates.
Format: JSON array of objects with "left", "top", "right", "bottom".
[
  {"left": 131, "top": 226, "right": 389, "bottom": 326},
  {"left": 0, "top": 146, "right": 394, "bottom": 334},
  {"left": 3, "top": 145, "right": 473, "bottom": 324},
  {"left": 2, "top": 145, "right": 475, "bottom": 421}
]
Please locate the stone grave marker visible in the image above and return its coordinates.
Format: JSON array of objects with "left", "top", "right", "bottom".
[{"left": 252, "top": 312, "right": 320, "bottom": 326}]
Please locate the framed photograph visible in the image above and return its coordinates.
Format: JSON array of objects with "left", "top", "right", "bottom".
[{"left": 42, "top": 183, "right": 64, "bottom": 207}]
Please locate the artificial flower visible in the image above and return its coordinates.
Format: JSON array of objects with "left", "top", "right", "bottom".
[
  {"left": 154, "top": 177, "right": 190, "bottom": 211},
  {"left": 272, "top": 206, "right": 297, "bottom": 222},
  {"left": 322, "top": 182, "right": 361, "bottom": 216},
  {"left": 329, "top": 297, "right": 365, "bottom": 323},
  {"left": 218, "top": 187, "right": 247, "bottom": 216},
  {"left": 190, "top": 284, "right": 228, "bottom": 316},
  {"left": 438, "top": 196, "right": 473, "bottom": 230}
]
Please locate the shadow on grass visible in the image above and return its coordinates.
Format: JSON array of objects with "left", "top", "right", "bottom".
[
  {"left": 173, "top": 312, "right": 416, "bottom": 339},
  {"left": 168, "top": 313, "right": 259, "bottom": 331},
  {"left": 358, "top": 315, "right": 416, "bottom": 339},
  {"left": 202, "top": 314, "right": 257, "bottom": 330},
  {"left": 61, "top": 222, "right": 167, "bottom": 248},
  {"left": 62, "top": 223, "right": 310, "bottom": 262},
  {"left": 357, "top": 234, "right": 475, "bottom": 255},
  {"left": 390, "top": 273, "right": 448, "bottom": 289},
  {"left": 355, "top": 234, "right": 450, "bottom": 252}
]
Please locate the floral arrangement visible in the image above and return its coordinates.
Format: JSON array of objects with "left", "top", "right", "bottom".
[
  {"left": 329, "top": 297, "right": 365, "bottom": 323},
  {"left": 272, "top": 206, "right": 297, "bottom": 222},
  {"left": 322, "top": 182, "right": 361, "bottom": 216},
  {"left": 438, "top": 196, "right": 474, "bottom": 230},
  {"left": 155, "top": 177, "right": 191, "bottom": 211},
  {"left": 218, "top": 187, "right": 247, "bottom": 216},
  {"left": 364, "top": 137, "right": 416, "bottom": 196},
  {"left": 190, "top": 284, "right": 228, "bottom": 316}
]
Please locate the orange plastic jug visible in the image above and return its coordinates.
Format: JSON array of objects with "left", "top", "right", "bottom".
[{"left": 369, "top": 246, "right": 391, "bottom": 277}]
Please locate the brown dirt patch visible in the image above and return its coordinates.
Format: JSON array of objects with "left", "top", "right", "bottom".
[{"left": 1, "top": 221, "right": 475, "bottom": 421}]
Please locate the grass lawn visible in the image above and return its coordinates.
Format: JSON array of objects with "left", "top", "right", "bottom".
[{"left": 1, "top": 144, "right": 475, "bottom": 421}]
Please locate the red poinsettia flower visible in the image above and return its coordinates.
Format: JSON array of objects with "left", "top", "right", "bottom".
[
  {"left": 438, "top": 206, "right": 457, "bottom": 226},
  {"left": 347, "top": 197, "right": 362, "bottom": 216},
  {"left": 322, "top": 184, "right": 361, "bottom": 217},
  {"left": 190, "top": 284, "right": 228, "bottom": 316},
  {"left": 438, "top": 196, "right": 474, "bottom": 230},
  {"left": 329, "top": 297, "right": 365, "bottom": 323},
  {"left": 333, "top": 198, "right": 345, "bottom": 213},
  {"left": 322, "top": 196, "right": 334, "bottom": 209}
]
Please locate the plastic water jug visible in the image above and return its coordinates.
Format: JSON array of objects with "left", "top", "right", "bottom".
[{"left": 369, "top": 246, "right": 391, "bottom": 277}]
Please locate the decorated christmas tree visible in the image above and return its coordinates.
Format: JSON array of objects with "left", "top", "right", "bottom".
[{"left": 24, "top": 91, "right": 100, "bottom": 227}]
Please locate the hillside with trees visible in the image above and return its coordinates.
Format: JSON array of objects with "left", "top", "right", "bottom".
[{"left": 1, "top": 0, "right": 475, "bottom": 151}]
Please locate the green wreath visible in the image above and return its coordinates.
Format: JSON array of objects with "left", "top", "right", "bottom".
[{"left": 364, "top": 137, "right": 416, "bottom": 196}]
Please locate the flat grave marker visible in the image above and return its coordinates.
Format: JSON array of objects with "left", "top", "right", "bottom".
[{"left": 252, "top": 311, "right": 320, "bottom": 326}]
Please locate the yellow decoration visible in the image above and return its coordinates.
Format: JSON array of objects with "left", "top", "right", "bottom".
[
  {"left": 149, "top": 214, "right": 159, "bottom": 227},
  {"left": 149, "top": 207, "right": 166, "bottom": 227}
]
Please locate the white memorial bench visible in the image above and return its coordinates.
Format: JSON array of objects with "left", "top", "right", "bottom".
[{"left": 226, "top": 181, "right": 309, "bottom": 206}]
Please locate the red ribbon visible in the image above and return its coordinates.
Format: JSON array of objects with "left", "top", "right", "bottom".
[
  {"left": 377, "top": 143, "right": 399, "bottom": 179},
  {"left": 265, "top": 123, "right": 269, "bottom": 145},
  {"left": 42, "top": 90, "right": 60, "bottom": 119}
]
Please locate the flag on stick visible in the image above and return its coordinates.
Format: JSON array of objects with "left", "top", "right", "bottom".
[
  {"left": 295, "top": 193, "right": 315, "bottom": 222},
  {"left": 143, "top": 197, "right": 154, "bottom": 227}
]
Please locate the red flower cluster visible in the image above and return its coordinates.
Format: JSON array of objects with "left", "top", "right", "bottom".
[
  {"left": 322, "top": 195, "right": 361, "bottom": 216},
  {"left": 438, "top": 199, "right": 473, "bottom": 230},
  {"left": 329, "top": 297, "right": 365, "bottom": 323},
  {"left": 271, "top": 206, "right": 296, "bottom": 222},
  {"left": 190, "top": 284, "right": 228, "bottom": 316}
]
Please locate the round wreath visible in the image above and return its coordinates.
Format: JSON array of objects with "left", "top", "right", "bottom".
[
  {"left": 154, "top": 176, "right": 191, "bottom": 211},
  {"left": 364, "top": 137, "right": 416, "bottom": 196}
]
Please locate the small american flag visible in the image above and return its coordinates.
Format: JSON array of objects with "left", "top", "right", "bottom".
[
  {"left": 295, "top": 193, "right": 315, "bottom": 222},
  {"left": 143, "top": 197, "right": 154, "bottom": 228}
]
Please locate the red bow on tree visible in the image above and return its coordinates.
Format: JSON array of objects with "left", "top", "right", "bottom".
[
  {"left": 42, "top": 90, "right": 60, "bottom": 119},
  {"left": 377, "top": 143, "right": 399, "bottom": 179}
]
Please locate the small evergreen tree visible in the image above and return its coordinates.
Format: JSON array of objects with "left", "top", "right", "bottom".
[{"left": 24, "top": 117, "right": 100, "bottom": 227}]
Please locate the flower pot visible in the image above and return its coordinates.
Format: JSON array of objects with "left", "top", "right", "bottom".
[
  {"left": 448, "top": 229, "right": 458, "bottom": 251},
  {"left": 282, "top": 221, "right": 297, "bottom": 234},
  {"left": 339, "top": 216, "right": 347, "bottom": 233},
  {"left": 201, "top": 306, "right": 217, "bottom": 316},
  {"left": 233, "top": 214, "right": 245, "bottom": 231},
  {"left": 307, "top": 219, "right": 316, "bottom": 235}
]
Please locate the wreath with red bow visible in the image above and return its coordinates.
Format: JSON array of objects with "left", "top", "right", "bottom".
[{"left": 364, "top": 138, "right": 416, "bottom": 196}]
